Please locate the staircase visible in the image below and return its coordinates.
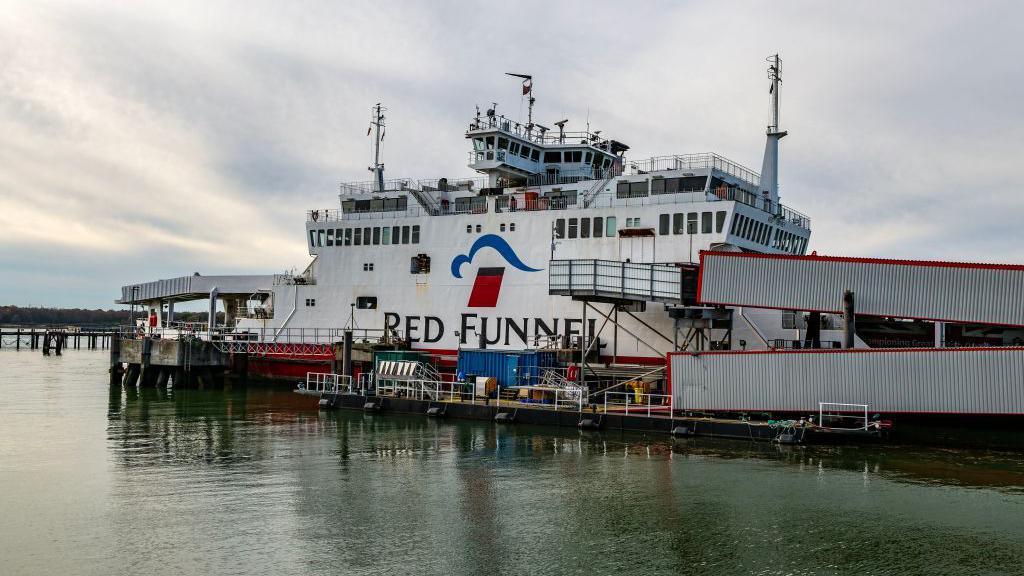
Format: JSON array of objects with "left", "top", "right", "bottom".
[
  {"left": 581, "top": 171, "right": 618, "bottom": 208},
  {"left": 409, "top": 187, "right": 442, "bottom": 216}
]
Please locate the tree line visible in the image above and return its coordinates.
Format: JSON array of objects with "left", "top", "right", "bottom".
[{"left": 0, "top": 305, "right": 212, "bottom": 326}]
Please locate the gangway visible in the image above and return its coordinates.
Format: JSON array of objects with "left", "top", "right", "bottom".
[{"left": 548, "top": 259, "right": 697, "bottom": 304}]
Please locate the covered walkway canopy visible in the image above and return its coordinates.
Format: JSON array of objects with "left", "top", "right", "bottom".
[
  {"left": 697, "top": 252, "right": 1024, "bottom": 327},
  {"left": 117, "top": 274, "right": 275, "bottom": 305}
]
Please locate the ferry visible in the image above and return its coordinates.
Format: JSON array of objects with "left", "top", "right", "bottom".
[{"left": 225, "top": 55, "right": 836, "bottom": 371}]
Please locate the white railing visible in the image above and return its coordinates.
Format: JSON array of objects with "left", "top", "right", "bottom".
[
  {"left": 602, "top": 391, "right": 673, "bottom": 417},
  {"left": 818, "top": 402, "right": 869, "bottom": 431},
  {"left": 305, "top": 372, "right": 353, "bottom": 394}
]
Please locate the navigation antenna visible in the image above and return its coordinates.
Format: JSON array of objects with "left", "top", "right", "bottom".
[
  {"left": 759, "top": 54, "right": 788, "bottom": 210},
  {"left": 368, "top": 103, "right": 387, "bottom": 192},
  {"left": 506, "top": 73, "right": 534, "bottom": 128}
]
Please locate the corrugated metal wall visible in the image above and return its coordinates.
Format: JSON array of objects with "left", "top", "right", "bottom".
[
  {"left": 698, "top": 253, "right": 1024, "bottom": 326},
  {"left": 457, "top": 350, "right": 558, "bottom": 387},
  {"left": 670, "top": 348, "right": 1024, "bottom": 414}
]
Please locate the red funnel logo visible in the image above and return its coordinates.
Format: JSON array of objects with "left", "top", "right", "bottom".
[{"left": 468, "top": 267, "right": 505, "bottom": 307}]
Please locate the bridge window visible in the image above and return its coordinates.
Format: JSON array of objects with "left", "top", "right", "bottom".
[
  {"left": 567, "top": 150, "right": 583, "bottom": 163},
  {"left": 716, "top": 211, "right": 726, "bottom": 233},
  {"left": 485, "top": 136, "right": 495, "bottom": 150},
  {"left": 651, "top": 179, "right": 665, "bottom": 194},
  {"left": 412, "top": 225, "right": 420, "bottom": 244},
  {"left": 593, "top": 217, "right": 602, "bottom": 237},
  {"left": 584, "top": 152, "right": 592, "bottom": 164},
  {"left": 568, "top": 218, "right": 578, "bottom": 239},
  {"left": 605, "top": 216, "right": 617, "bottom": 236},
  {"left": 473, "top": 138, "right": 485, "bottom": 151},
  {"left": 498, "top": 137, "right": 509, "bottom": 150},
  {"left": 687, "top": 213, "right": 698, "bottom": 234},
  {"left": 544, "top": 151, "right": 561, "bottom": 163},
  {"left": 520, "top": 145, "right": 531, "bottom": 159},
  {"left": 659, "top": 214, "right": 670, "bottom": 235},
  {"left": 509, "top": 142, "right": 520, "bottom": 155},
  {"left": 702, "top": 212, "right": 712, "bottom": 234},
  {"left": 531, "top": 149, "right": 540, "bottom": 162},
  {"left": 555, "top": 218, "right": 565, "bottom": 239},
  {"left": 581, "top": 218, "right": 590, "bottom": 238},
  {"left": 602, "top": 158, "right": 611, "bottom": 169}
]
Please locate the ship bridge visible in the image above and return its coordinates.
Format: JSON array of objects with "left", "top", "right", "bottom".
[{"left": 466, "top": 109, "right": 627, "bottom": 188}]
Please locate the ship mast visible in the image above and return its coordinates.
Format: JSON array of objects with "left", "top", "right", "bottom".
[
  {"left": 505, "top": 73, "right": 534, "bottom": 129},
  {"left": 759, "top": 54, "right": 787, "bottom": 210},
  {"left": 369, "top": 103, "right": 386, "bottom": 192}
]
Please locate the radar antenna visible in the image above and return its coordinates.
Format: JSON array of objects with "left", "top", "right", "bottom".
[{"left": 554, "top": 119, "right": 568, "bottom": 143}]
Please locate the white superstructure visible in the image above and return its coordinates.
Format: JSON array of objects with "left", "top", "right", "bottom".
[{"left": 231, "top": 56, "right": 832, "bottom": 361}]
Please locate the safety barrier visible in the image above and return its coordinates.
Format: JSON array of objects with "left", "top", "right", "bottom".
[
  {"left": 305, "top": 372, "right": 352, "bottom": 394},
  {"left": 602, "top": 391, "right": 673, "bottom": 417}
]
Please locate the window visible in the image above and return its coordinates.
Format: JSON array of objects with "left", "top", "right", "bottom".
[
  {"left": 325, "top": 229, "right": 334, "bottom": 246},
  {"left": 402, "top": 226, "right": 410, "bottom": 244},
  {"left": 555, "top": 218, "right": 565, "bottom": 239},
  {"left": 630, "top": 181, "right": 648, "bottom": 197},
  {"left": 702, "top": 212, "right": 712, "bottom": 234},
  {"left": 520, "top": 145, "right": 531, "bottom": 159},
  {"left": 510, "top": 223, "right": 516, "bottom": 232},
  {"left": 372, "top": 227, "right": 381, "bottom": 245},
  {"left": 500, "top": 223, "right": 506, "bottom": 232},
  {"left": 531, "top": 149, "right": 540, "bottom": 162},
  {"left": 497, "top": 137, "right": 508, "bottom": 150},
  {"left": 309, "top": 230, "right": 315, "bottom": 248},
  {"left": 344, "top": 228, "right": 352, "bottom": 246},
  {"left": 363, "top": 263, "right": 375, "bottom": 271},
  {"left": 509, "top": 142, "right": 519, "bottom": 155},
  {"left": 305, "top": 298, "right": 316, "bottom": 307},
  {"left": 485, "top": 136, "right": 495, "bottom": 149},
  {"left": 336, "top": 228, "right": 344, "bottom": 245},
  {"left": 363, "top": 227, "right": 371, "bottom": 245},
  {"left": 354, "top": 228, "right": 362, "bottom": 245},
  {"left": 543, "top": 150, "right": 561, "bottom": 163},
  {"left": 584, "top": 152, "right": 592, "bottom": 164},
  {"left": 392, "top": 226, "right": 400, "bottom": 243},
  {"left": 412, "top": 225, "right": 420, "bottom": 244},
  {"left": 568, "top": 218, "right": 578, "bottom": 239},
  {"left": 659, "top": 214, "right": 670, "bottom": 235},
  {"left": 466, "top": 225, "right": 472, "bottom": 233},
  {"left": 475, "top": 224, "right": 481, "bottom": 233},
  {"left": 567, "top": 150, "right": 582, "bottom": 163},
  {"left": 317, "top": 229, "right": 324, "bottom": 247},
  {"left": 605, "top": 216, "right": 617, "bottom": 236},
  {"left": 593, "top": 217, "right": 603, "bottom": 237},
  {"left": 687, "top": 213, "right": 698, "bottom": 234},
  {"left": 672, "top": 213, "right": 684, "bottom": 235},
  {"left": 651, "top": 179, "right": 666, "bottom": 194},
  {"left": 581, "top": 218, "right": 590, "bottom": 238},
  {"left": 382, "top": 227, "right": 391, "bottom": 245},
  {"left": 715, "top": 211, "right": 726, "bottom": 233},
  {"left": 356, "top": 296, "right": 377, "bottom": 309}
]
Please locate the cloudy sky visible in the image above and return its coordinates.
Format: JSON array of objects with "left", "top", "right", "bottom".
[{"left": 2, "top": 0, "right": 1022, "bottom": 308}]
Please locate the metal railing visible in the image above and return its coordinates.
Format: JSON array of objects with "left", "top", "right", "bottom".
[
  {"left": 305, "top": 372, "right": 353, "bottom": 394},
  {"left": 549, "top": 259, "right": 683, "bottom": 303},
  {"left": 818, "top": 402, "right": 869, "bottom": 431},
  {"left": 627, "top": 153, "right": 760, "bottom": 188},
  {"left": 602, "top": 391, "right": 673, "bottom": 417}
]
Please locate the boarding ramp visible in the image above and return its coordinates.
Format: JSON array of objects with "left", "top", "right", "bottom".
[
  {"left": 698, "top": 252, "right": 1024, "bottom": 327},
  {"left": 548, "top": 259, "right": 698, "bottom": 304}
]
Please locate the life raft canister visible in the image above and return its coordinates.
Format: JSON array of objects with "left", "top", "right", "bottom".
[
  {"left": 149, "top": 311, "right": 158, "bottom": 327},
  {"left": 566, "top": 365, "right": 579, "bottom": 381}
]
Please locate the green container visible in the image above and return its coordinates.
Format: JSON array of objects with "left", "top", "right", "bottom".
[{"left": 374, "top": 350, "right": 429, "bottom": 371}]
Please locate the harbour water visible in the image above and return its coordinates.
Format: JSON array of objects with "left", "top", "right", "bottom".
[{"left": 1, "top": 351, "right": 1023, "bottom": 575}]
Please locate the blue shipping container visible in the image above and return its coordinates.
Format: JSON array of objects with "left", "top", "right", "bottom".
[{"left": 456, "top": 350, "right": 558, "bottom": 387}]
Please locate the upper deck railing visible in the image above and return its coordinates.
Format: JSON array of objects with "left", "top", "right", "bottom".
[
  {"left": 466, "top": 114, "right": 611, "bottom": 148},
  {"left": 627, "top": 153, "right": 760, "bottom": 188}
]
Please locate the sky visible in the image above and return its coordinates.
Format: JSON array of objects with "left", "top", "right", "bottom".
[{"left": 1, "top": 0, "right": 1023, "bottom": 308}]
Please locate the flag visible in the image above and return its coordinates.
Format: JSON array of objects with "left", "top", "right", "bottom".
[
  {"left": 769, "top": 83, "right": 774, "bottom": 94},
  {"left": 367, "top": 125, "right": 372, "bottom": 136},
  {"left": 522, "top": 79, "right": 532, "bottom": 95}
]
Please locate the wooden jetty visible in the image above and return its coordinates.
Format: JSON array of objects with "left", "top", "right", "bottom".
[{"left": 0, "top": 325, "right": 117, "bottom": 354}]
